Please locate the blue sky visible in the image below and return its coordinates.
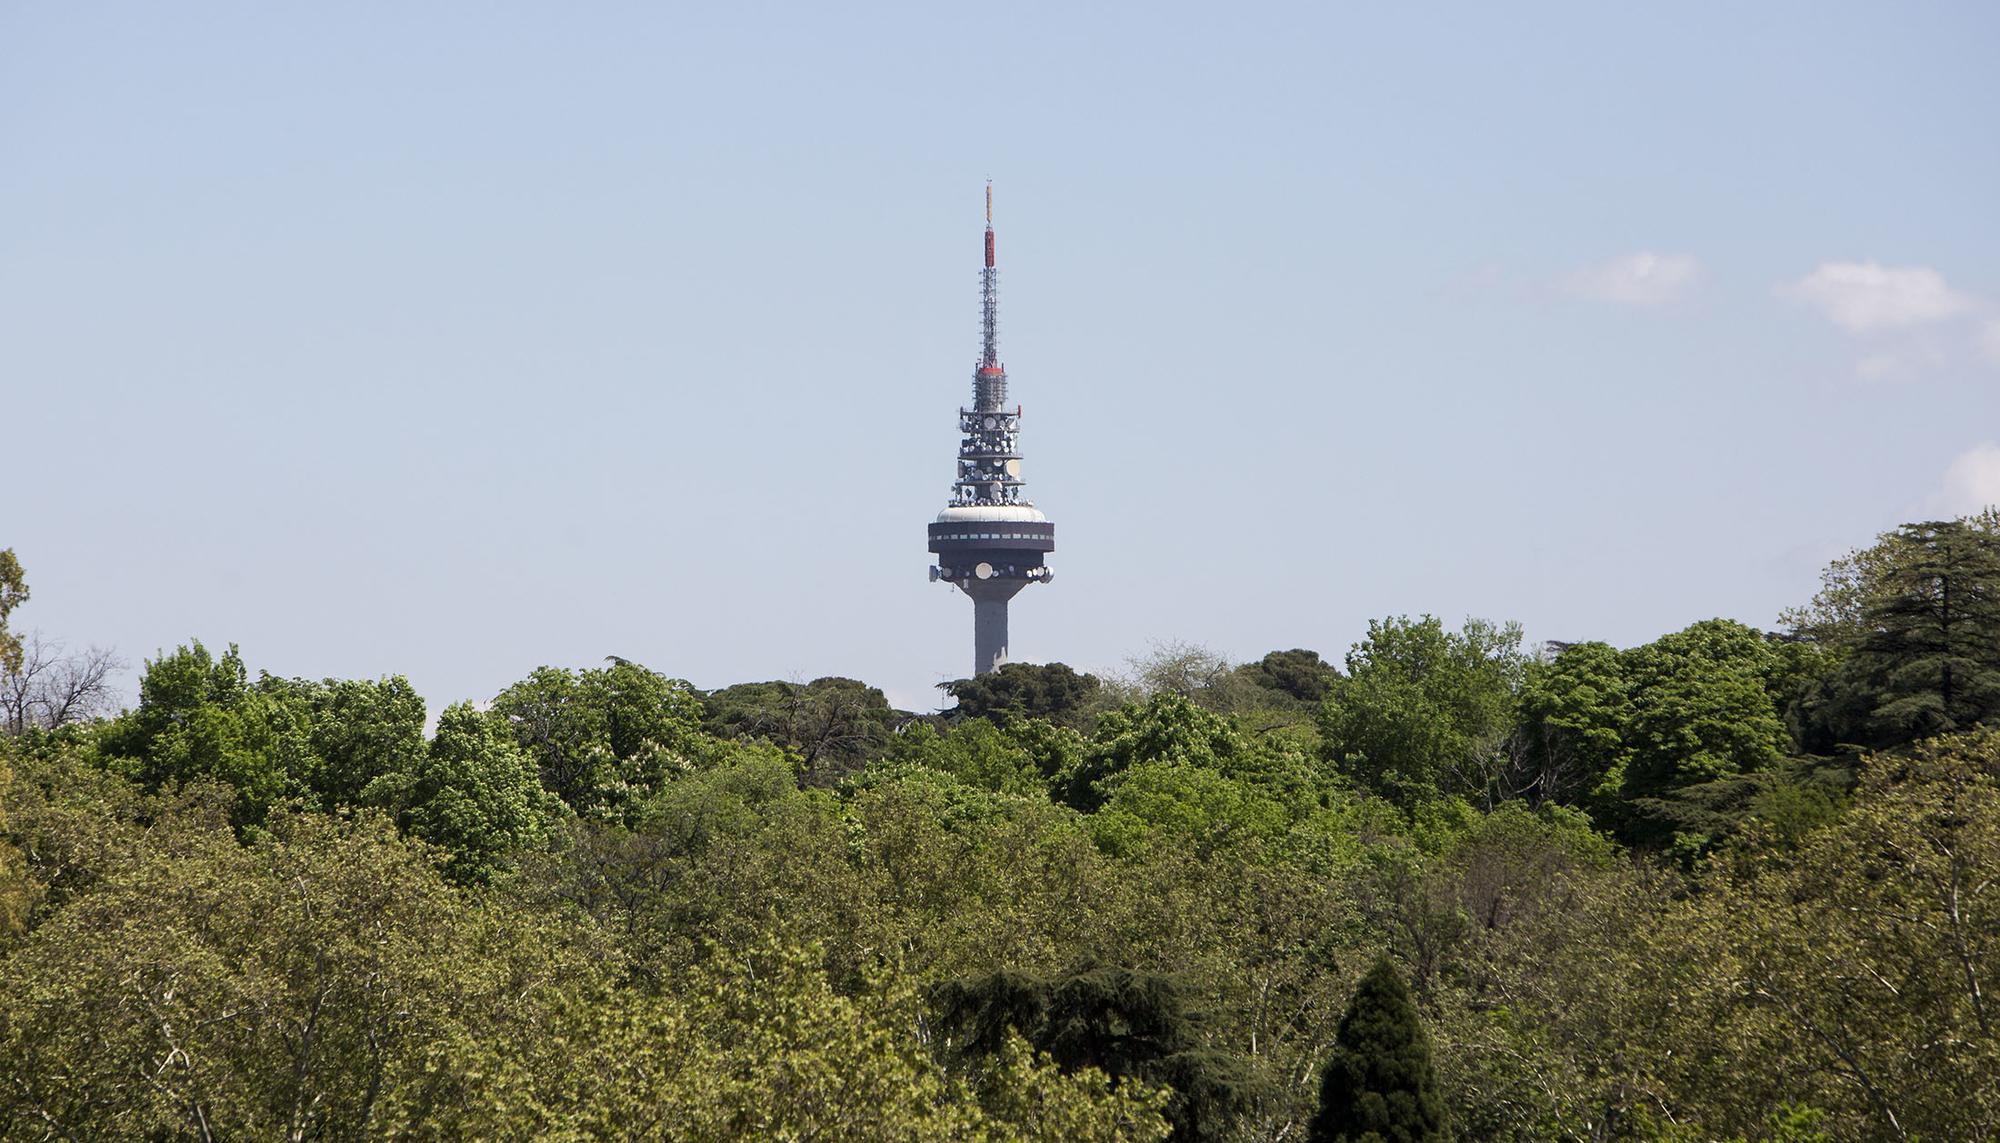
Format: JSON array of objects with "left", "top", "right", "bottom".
[{"left": 5, "top": 2, "right": 1999, "bottom": 712}]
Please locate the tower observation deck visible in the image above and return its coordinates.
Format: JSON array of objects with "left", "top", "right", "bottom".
[{"left": 927, "top": 185, "right": 1055, "bottom": 676}]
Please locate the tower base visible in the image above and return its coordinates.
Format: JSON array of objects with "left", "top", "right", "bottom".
[{"left": 960, "top": 577, "right": 1028, "bottom": 676}]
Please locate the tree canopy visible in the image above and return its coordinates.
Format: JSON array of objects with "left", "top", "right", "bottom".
[{"left": 6, "top": 512, "right": 2000, "bottom": 1139}]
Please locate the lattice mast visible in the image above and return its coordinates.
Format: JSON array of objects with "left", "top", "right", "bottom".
[{"left": 955, "top": 183, "right": 1026, "bottom": 508}]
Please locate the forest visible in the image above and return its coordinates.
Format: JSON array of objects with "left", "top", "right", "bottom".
[{"left": 1, "top": 517, "right": 1997, "bottom": 1142}]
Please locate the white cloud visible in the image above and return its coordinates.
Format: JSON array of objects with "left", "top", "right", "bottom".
[
  {"left": 1564, "top": 252, "right": 1701, "bottom": 305},
  {"left": 1980, "top": 319, "right": 2000, "bottom": 367},
  {"left": 1930, "top": 443, "right": 2000, "bottom": 517},
  {"left": 1788, "top": 261, "right": 1974, "bottom": 332},
  {"left": 1854, "top": 353, "right": 1910, "bottom": 382}
]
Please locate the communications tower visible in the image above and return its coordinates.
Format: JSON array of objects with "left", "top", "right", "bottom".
[{"left": 927, "top": 185, "right": 1055, "bottom": 676}]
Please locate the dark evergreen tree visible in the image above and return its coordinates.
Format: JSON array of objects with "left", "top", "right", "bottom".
[
  {"left": 1238, "top": 648, "right": 1341, "bottom": 705},
  {"left": 932, "top": 962, "right": 1266, "bottom": 1143},
  {"left": 939, "top": 661, "right": 1103, "bottom": 728},
  {"left": 698, "top": 675, "right": 893, "bottom": 783},
  {"left": 1798, "top": 520, "right": 2000, "bottom": 751},
  {"left": 1310, "top": 958, "right": 1446, "bottom": 1143}
]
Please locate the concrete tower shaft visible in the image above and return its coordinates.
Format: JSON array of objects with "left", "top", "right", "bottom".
[{"left": 927, "top": 184, "right": 1055, "bottom": 676}]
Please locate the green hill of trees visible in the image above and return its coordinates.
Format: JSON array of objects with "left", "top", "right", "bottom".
[{"left": 2, "top": 517, "right": 1998, "bottom": 1140}]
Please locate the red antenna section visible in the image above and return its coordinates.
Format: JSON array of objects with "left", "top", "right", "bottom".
[{"left": 985, "top": 229, "right": 996, "bottom": 268}]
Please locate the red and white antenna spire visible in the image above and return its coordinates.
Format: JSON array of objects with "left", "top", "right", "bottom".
[{"left": 980, "top": 180, "right": 1000, "bottom": 374}]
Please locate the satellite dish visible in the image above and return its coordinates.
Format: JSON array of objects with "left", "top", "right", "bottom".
[
  {"left": 975, "top": 562, "right": 994, "bottom": 580},
  {"left": 928, "top": 566, "right": 941, "bottom": 582},
  {"left": 983, "top": 416, "right": 997, "bottom": 430}
]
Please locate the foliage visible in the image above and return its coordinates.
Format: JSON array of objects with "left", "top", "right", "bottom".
[
  {"left": 12, "top": 517, "right": 2000, "bottom": 1140},
  {"left": 1780, "top": 507, "right": 2000, "bottom": 649},
  {"left": 459, "top": 941, "right": 1173, "bottom": 1142},
  {"left": 0, "top": 549, "right": 26, "bottom": 675},
  {"left": 884, "top": 717, "right": 1054, "bottom": 796},
  {"left": 933, "top": 962, "right": 1267, "bottom": 1143},
  {"left": 0, "top": 808, "right": 585, "bottom": 1139},
  {"left": 1512, "top": 641, "right": 1631, "bottom": 806},
  {"left": 0, "top": 753, "right": 27, "bottom": 940},
  {"left": 942, "top": 660, "right": 1106, "bottom": 728},
  {"left": 387, "top": 701, "right": 565, "bottom": 883},
  {"left": 99, "top": 641, "right": 313, "bottom": 826},
  {"left": 1805, "top": 520, "right": 2000, "bottom": 750},
  {"left": 290, "top": 674, "right": 428, "bottom": 808},
  {"left": 1310, "top": 957, "right": 1447, "bottom": 1143},
  {"left": 1091, "top": 761, "right": 1292, "bottom": 858},
  {"left": 1236, "top": 648, "right": 1342, "bottom": 706},
  {"left": 701, "top": 674, "right": 894, "bottom": 783},
  {"left": 1661, "top": 730, "right": 2000, "bottom": 1139},
  {"left": 493, "top": 658, "right": 708, "bottom": 817},
  {"left": 1620, "top": 620, "right": 1790, "bottom": 792},
  {"left": 1061, "top": 692, "right": 1320, "bottom": 817},
  {"left": 1319, "top": 616, "right": 1526, "bottom": 809}
]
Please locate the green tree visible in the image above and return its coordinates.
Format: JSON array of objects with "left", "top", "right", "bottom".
[
  {"left": 1781, "top": 508, "right": 2000, "bottom": 650},
  {"left": 1062, "top": 693, "right": 1259, "bottom": 812},
  {"left": 1813, "top": 520, "right": 2000, "bottom": 749},
  {"left": 493, "top": 659, "right": 708, "bottom": 818},
  {"left": 1090, "top": 761, "right": 1291, "bottom": 858},
  {"left": 942, "top": 661, "right": 1105, "bottom": 728},
  {"left": 882, "top": 718, "right": 1048, "bottom": 796},
  {"left": 701, "top": 675, "right": 894, "bottom": 783},
  {"left": 933, "top": 962, "right": 1265, "bottom": 1143},
  {"left": 384, "top": 702, "right": 564, "bottom": 884},
  {"left": 0, "top": 810, "right": 595, "bottom": 1140},
  {"left": 1621, "top": 620, "right": 1790, "bottom": 789},
  {"left": 1511, "top": 641, "right": 1631, "bottom": 806},
  {"left": 1310, "top": 958, "right": 1446, "bottom": 1143},
  {"left": 1643, "top": 731, "right": 2000, "bottom": 1139},
  {"left": 101, "top": 641, "right": 315, "bottom": 826},
  {"left": 0, "top": 753, "right": 29, "bottom": 939},
  {"left": 0, "top": 550, "right": 26, "bottom": 675},
  {"left": 1237, "top": 648, "right": 1341, "bottom": 706},
  {"left": 1319, "top": 616, "right": 1525, "bottom": 809},
  {"left": 293, "top": 675, "right": 428, "bottom": 808}
]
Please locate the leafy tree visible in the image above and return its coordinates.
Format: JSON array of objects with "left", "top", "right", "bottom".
[
  {"left": 448, "top": 940, "right": 1173, "bottom": 1143},
  {"left": 1062, "top": 693, "right": 1257, "bottom": 812},
  {"left": 291, "top": 674, "right": 428, "bottom": 807},
  {"left": 1647, "top": 730, "right": 2000, "bottom": 1139},
  {"left": 493, "top": 659, "right": 708, "bottom": 817},
  {"left": 1319, "top": 616, "right": 1525, "bottom": 809},
  {"left": 933, "top": 962, "right": 1266, "bottom": 1143},
  {"left": 1310, "top": 958, "right": 1446, "bottom": 1143},
  {"left": 1090, "top": 761, "right": 1291, "bottom": 858},
  {"left": 700, "top": 675, "right": 893, "bottom": 783},
  {"left": 1237, "top": 648, "right": 1342, "bottom": 706},
  {"left": 100, "top": 641, "right": 315, "bottom": 826},
  {"left": 1615, "top": 620, "right": 1792, "bottom": 845},
  {"left": 941, "top": 661, "right": 1104, "bottom": 728},
  {"left": 0, "top": 753, "right": 28, "bottom": 939},
  {"left": 385, "top": 702, "right": 564, "bottom": 884},
  {"left": 0, "top": 549, "right": 26, "bottom": 675},
  {"left": 1510, "top": 641, "right": 1631, "bottom": 806},
  {"left": 882, "top": 718, "right": 1049, "bottom": 796},
  {"left": 0, "top": 810, "right": 594, "bottom": 1140}
]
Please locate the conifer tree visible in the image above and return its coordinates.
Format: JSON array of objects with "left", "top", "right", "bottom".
[
  {"left": 1811, "top": 520, "right": 2000, "bottom": 748},
  {"left": 1310, "top": 958, "right": 1447, "bottom": 1143}
]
